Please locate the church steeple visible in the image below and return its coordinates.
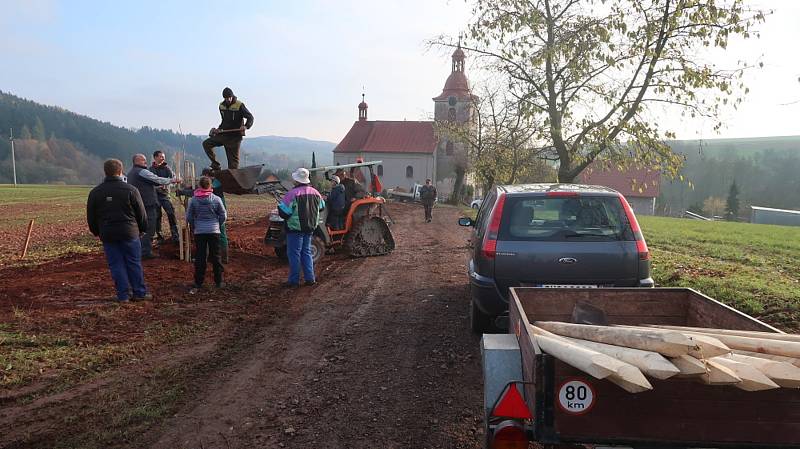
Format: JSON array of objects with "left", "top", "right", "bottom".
[
  {"left": 358, "top": 93, "right": 368, "bottom": 121},
  {"left": 451, "top": 41, "right": 465, "bottom": 73}
]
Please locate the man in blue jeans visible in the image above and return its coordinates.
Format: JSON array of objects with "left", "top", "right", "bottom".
[
  {"left": 87, "top": 159, "right": 151, "bottom": 302},
  {"left": 278, "top": 168, "right": 325, "bottom": 287}
]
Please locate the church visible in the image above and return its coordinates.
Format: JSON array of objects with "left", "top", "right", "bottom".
[{"left": 332, "top": 45, "right": 474, "bottom": 200}]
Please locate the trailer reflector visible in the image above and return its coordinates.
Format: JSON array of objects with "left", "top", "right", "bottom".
[
  {"left": 492, "top": 384, "right": 532, "bottom": 419},
  {"left": 491, "top": 420, "right": 528, "bottom": 449}
]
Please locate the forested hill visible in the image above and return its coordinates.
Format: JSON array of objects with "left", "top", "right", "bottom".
[
  {"left": 0, "top": 91, "right": 335, "bottom": 185},
  {"left": 660, "top": 136, "right": 800, "bottom": 216}
]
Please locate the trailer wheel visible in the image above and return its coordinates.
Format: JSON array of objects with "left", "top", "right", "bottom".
[{"left": 470, "top": 300, "right": 494, "bottom": 334}]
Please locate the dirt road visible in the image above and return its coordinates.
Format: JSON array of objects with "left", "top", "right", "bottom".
[{"left": 1, "top": 202, "right": 484, "bottom": 448}]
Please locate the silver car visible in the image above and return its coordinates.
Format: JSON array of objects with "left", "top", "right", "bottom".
[{"left": 458, "top": 183, "right": 654, "bottom": 333}]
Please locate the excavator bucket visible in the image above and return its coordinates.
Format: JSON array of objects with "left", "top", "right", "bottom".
[
  {"left": 344, "top": 216, "right": 395, "bottom": 257},
  {"left": 215, "top": 165, "right": 264, "bottom": 194}
]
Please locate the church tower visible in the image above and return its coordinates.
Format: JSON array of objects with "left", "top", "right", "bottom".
[
  {"left": 432, "top": 43, "right": 474, "bottom": 200},
  {"left": 433, "top": 43, "right": 472, "bottom": 123}
]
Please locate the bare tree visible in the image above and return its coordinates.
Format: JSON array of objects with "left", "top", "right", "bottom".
[{"left": 435, "top": 87, "right": 555, "bottom": 195}]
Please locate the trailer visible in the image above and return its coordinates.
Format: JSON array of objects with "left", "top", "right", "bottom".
[{"left": 481, "top": 287, "right": 800, "bottom": 449}]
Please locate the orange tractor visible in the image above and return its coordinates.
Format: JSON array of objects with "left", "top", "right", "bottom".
[{"left": 260, "top": 161, "right": 395, "bottom": 264}]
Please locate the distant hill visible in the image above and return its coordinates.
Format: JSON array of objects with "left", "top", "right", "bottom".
[
  {"left": 660, "top": 135, "right": 800, "bottom": 216},
  {"left": 669, "top": 135, "right": 800, "bottom": 158},
  {"left": 0, "top": 91, "right": 335, "bottom": 184}
]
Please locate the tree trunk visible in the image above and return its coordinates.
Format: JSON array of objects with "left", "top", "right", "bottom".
[{"left": 449, "top": 166, "right": 465, "bottom": 205}]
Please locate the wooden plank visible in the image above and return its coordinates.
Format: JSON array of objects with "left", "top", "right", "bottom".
[
  {"left": 535, "top": 321, "right": 694, "bottom": 357},
  {"left": 686, "top": 289, "right": 781, "bottom": 332},
  {"left": 530, "top": 314, "right": 686, "bottom": 326},
  {"left": 513, "top": 287, "right": 689, "bottom": 318},
  {"left": 551, "top": 365, "right": 800, "bottom": 446}
]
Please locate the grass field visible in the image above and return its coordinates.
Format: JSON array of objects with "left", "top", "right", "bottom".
[
  {"left": 0, "top": 184, "right": 271, "bottom": 267},
  {"left": 641, "top": 216, "right": 800, "bottom": 331}
]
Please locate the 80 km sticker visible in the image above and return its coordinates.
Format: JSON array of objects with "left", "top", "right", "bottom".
[{"left": 557, "top": 379, "right": 596, "bottom": 415}]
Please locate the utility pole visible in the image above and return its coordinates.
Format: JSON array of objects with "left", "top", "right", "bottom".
[{"left": 9, "top": 128, "right": 16, "bottom": 187}]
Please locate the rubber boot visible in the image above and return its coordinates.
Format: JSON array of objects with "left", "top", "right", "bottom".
[{"left": 221, "top": 245, "right": 229, "bottom": 264}]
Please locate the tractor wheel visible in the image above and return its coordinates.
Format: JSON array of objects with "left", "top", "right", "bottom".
[
  {"left": 311, "top": 236, "right": 325, "bottom": 265},
  {"left": 274, "top": 246, "right": 287, "bottom": 260}
]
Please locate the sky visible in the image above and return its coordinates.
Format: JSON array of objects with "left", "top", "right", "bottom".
[{"left": 0, "top": 0, "right": 798, "bottom": 143}]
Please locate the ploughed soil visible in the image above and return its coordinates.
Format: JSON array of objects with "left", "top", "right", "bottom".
[{"left": 0, "top": 202, "right": 483, "bottom": 449}]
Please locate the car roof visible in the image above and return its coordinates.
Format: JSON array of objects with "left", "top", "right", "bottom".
[{"left": 497, "top": 183, "right": 620, "bottom": 196}]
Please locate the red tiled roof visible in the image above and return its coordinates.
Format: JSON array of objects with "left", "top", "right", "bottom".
[
  {"left": 333, "top": 120, "right": 438, "bottom": 154},
  {"left": 580, "top": 164, "right": 661, "bottom": 198},
  {"left": 433, "top": 71, "right": 471, "bottom": 101}
]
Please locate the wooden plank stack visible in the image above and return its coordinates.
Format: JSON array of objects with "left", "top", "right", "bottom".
[{"left": 531, "top": 321, "right": 800, "bottom": 393}]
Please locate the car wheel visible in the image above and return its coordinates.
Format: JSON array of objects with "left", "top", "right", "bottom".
[
  {"left": 470, "top": 300, "right": 494, "bottom": 334},
  {"left": 472, "top": 204, "right": 479, "bottom": 209}
]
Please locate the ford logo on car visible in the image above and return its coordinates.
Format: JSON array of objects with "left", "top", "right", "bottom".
[{"left": 558, "top": 257, "right": 578, "bottom": 264}]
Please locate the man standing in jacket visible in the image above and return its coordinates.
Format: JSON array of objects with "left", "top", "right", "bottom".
[
  {"left": 151, "top": 150, "right": 179, "bottom": 243},
  {"left": 87, "top": 159, "right": 151, "bottom": 302},
  {"left": 326, "top": 175, "right": 346, "bottom": 230},
  {"left": 203, "top": 87, "right": 254, "bottom": 170},
  {"left": 420, "top": 178, "right": 437, "bottom": 223},
  {"left": 127, "top": 154, "right": 178, "bottom": 259},
  {"left": 278, "top": 168, "right": 325, "bottom": 287},
  {"left": 186, "top": 176, "right": 227, "bottom": 289}
]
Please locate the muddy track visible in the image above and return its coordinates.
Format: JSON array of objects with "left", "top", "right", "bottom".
[{"left": 1, "top": 203, "right": 483, "bottom": 449}]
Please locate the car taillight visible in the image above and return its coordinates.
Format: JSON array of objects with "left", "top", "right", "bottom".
[
  {"left": 619, "top": 194, "right": 650, "bottom": 260},
  {"left": 481, "top": 194, "right": 506, "bottom": 259},
  {"left": 490, "top": 421, "right": 528, "bottom": 449}
]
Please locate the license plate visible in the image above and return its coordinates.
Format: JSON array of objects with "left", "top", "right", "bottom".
[{"left": 539, "top": 284, "right": 599, "bottom": 288}]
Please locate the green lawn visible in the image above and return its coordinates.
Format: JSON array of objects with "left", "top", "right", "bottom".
[{"left": 640, "top": 216, "right": 800, "bottom": 331}]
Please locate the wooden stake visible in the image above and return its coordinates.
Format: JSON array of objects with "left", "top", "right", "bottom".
[
  {"left": 531, "top": 326, "right": 652, "bottom": 393},
  {"left": 710, "top": 356, "right": 779, "bottom": 391},
  {"left": 647, "top": 325, "right": 800, "bottom": 343},
  {"left": 728, "top": 353, "right": 800, "bottom": 388},
  {"left": 20, "top": 218, "right": 35, "bottom": 259},
  {"left": 686, "top": 334, "right": 731, "bottom": 359},
  {"left": 563, "top": 337, "right": 680, "bottom": 380},
  {"left": 732, "top": 350, "right": 800, "bottom": 368},
  {"left": 536, "top": 321, "right": 694, "bottom": 357},
  {"left": 699, "top": 359, "right": 742, "bottom": 385},
  {"left": 682, "top": 331, "right": 800, "bottom": 358},
  {"left": 670, "top": 355, "right": 708, "bottom": 376}
]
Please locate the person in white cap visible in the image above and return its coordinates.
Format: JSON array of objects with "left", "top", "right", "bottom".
[
  {"left": 326, "top": 175, "right": 346, "bottom": 230},
  {"left": 278, "top": 168, "right": 326, "bottom": 287}
]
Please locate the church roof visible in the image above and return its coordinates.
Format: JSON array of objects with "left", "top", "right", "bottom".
[
  {"left": 333, "top": 120, "right": 437, "bottom": 154},
  {"left": 580, "top": 164, "right": 661, "bottom": 198},
  {"left": 433, "top": 71, "right": 471, "bottom": 101}
]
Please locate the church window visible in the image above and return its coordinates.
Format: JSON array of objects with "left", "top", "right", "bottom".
[
  {"left": 448, "top": 107, "right": 456, "bottom": 121},
  {"left": 406, "top": 166, "right": 413, "bottom": 178},
  {"left": 377, "top": 164, "right": 384, "bottom": 176},
  {"left": 446, "top": 142, "right": 454, "bottom": 155}
]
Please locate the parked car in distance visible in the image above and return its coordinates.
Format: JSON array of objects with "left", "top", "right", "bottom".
[
  {"left": 470, "top": 198, "right": 483, "bottom": 209},
  {"left": 458, "top": 183, "right": 653, "bottom": 333}
]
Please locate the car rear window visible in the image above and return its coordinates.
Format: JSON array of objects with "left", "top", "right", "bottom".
[{"left": 498, "top": 195, "right": 633, "bottom": 241}]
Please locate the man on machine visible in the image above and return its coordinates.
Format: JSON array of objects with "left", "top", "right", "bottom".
[{"left": 203, "top": 87, "right": 254, "bottom": 170}]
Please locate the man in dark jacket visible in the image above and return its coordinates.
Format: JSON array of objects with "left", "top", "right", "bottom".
[
  {"left": 326, "top": 175, "right": 346, "bottom": 230},
  {"left": 278, "top": 168, "right": 325, "bottom": 287},
  {"left": 151, "top": 150, "right": 179, "bottom": 243},
  {"left": 420, "top": 178, "right": 437, "bottom": 223},
  {"left": 203, "top": 87, "right": 254, "bottom": 170},
  {"left": 127, "top": 154, "right": 177, "bottom": 258},
  {"left": 87, "top": 159, "right": 151, "bottom": 302}
]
